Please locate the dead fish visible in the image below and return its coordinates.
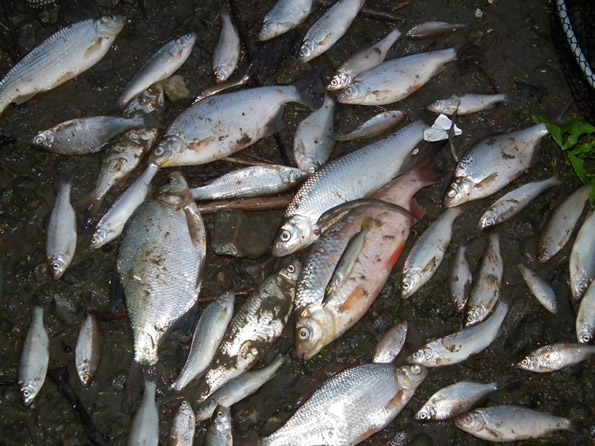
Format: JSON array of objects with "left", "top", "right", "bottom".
[
  {"left": 205, "top": 406, "right": 232, "bottom": 446},
  {"left": 213, "top": 12, "right": 240, "bottom": 83},
  {"left": 373, "top": 321, "right": 408, "bottom": 363},
  {"left": 576, "top": 280, "right": 595, "bottom": 343},
  {"left": 259, "top": 0, "right": 313, "bottom": 41},
  {"left": 517, "top": 264, "right": 558, "bottom": 314},
  {"left": 401, "top": 207, "right": 463, "bottom": 299},
  {"left": 444, "top": 124, "right": 549, "bottom": 207},
  {"left": 450, "top": 245, "right": 472, "bottom": 312},
  {"left": 327, "top": 28, "right": 402, "bottom": 91},
  {"left": 537, "top": 184, "right": 590, "bottom": 263},
  {"left": 46, "top": 182, "right": 76, "bottom": 280},
  {"left": 517, "top": 342, "right": 595, "bottom": 373},
  {"left": 407, "top": 301, "right": 508, "bottom": 367},
  {"left": 455, "top": 406, "right": 579, "bottom": 442},
  {"left": 293, "top": 94, "right": 335, "bottom": 173},
  {"left": 19, "top": 306, "right": 49, "bottom": 406},
  {"left": 117, "top": 33, "right": 196, "bottom": 109},
  {"left": 169, "top": 400, "right": 195, "bottom": 446},
  {"left": 75, "top": 314, "right": 102, "bottom": 387},
  {"left": 299, "top": 0, "right": 366, "bottom": 63},
  {"left": 123, "top": 83, "right": 165, "bottom": 118},
  {"left": 190, "top": 165, "right": 308, "bottom": 201},
  {"left": 127, "top": 381, "right": 159, "bottom": 446},
  {"left": 333, "top": 110, "right": 407, "bottom": 141},
  {"left": 0, "top": 17, "right": 125, "bottom": 117},
  {"left": 258, "top": 363, "right": 427, "bottom": 446},
  {"left": 427, "top": 93, "right": 507, "bottom": 116},
  {"left": 337, "top": 48, "right": 457, "bottom": 106},
  {"left": 478, "top": 175, "right": 562, "bottom": 230},
  {"left": 569, "top": 210, "right": 595, "bottom": 300},
  {"left": 406, "top": 21, "right": 465, "bottom": 39}
]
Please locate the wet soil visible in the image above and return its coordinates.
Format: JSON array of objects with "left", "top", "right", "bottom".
[{"left": 0, "top": 0, "right": 593, "bottom": 445}]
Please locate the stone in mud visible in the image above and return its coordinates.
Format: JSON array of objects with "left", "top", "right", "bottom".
[
  {"left": 51, "top": 293, "right": 83, "bottom": 326},
  {"left": 161, "top": 75, "right": 191, "bottom": 102}
]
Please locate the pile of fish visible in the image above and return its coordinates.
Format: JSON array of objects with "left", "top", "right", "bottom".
[{"left": 3, "top": 0, "right": 594, "bottom": 445}]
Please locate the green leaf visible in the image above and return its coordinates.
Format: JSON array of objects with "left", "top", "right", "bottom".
[
  {"left": 562, "top": 119, "right": 595, "bottom": 150},
  {"left": 569, "top": 142, "right": 595, "bottom": 157},
  {"left": 568, "top": 152, "right": 587, "bottom": 183}
]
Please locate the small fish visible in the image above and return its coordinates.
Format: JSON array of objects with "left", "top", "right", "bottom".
[
  {"left": 293, "top": 94, "right": 335, "bottom": 173},
  {"left": 444, "top": 124, "right": 549, "bottom": 207},
  {"left": 327, "top": 28, "right": 402, "bottom": 91},
  {"left": 455, "top": 406, "right": 578, "bottom": 442},
  {"left": 205, "top": 406, "right": 233, "bottom": 446},
  {"left": 373, "top": 321, "right": 408, "bottom": 363},
  {"left": 407, "top": 301, "right": 508, "bottom": 367},
  {"left": 46, "top": 182, "right": 76, "bottom": 280},
  {"left": 123, "top": 83, "right": 165, "bottom": 118},
  {"left": 75, "top": 314, "right": 102, "bottom": 387},
  {"left": 427, "top": 93, "right": 507, "bottom": 116},
  {"left": 569, "top": 210, "right": 595, "bottom": 300},
  {"left": 337, "top": 48, "right": 457, "bottom": 106},
  {"left": 171, "top": 293, "right": 234, "bottom": 392},
  {"left": 19, "top": 306, "right": 49, "bottom": 406},
  {"left": 478, "top": 175, "right": 562, "bottom": 230},
  {"left": 213, "top": 12, "right": 240, "bottom": 83},
  {"left": 117, "top": 33, "right": 196, "bottom": 109},
  {"left": 333, "top": 110, "right": 407, "bottom": 141},
  {"left": 414, "top": 377, "right": 510, "bottom": 421},
  {"left": 406, "top": 21, "right": 466, "bottom": 39},
  {"left": 576, "top": 280, "right": 595, "bottom": 343},
  {"left": 190, "top": 165, "right": 308, "bottom": 201},
  {"left": 169, "top": 400, "right": 195, "bottom": 446},
  {"left": 259, "top": 0, "right": 313, "bottom": 41},
  {"left": 537, "top": 184, "right": 590, "bottom": 262},
  {"left": 517, "top": 342, "right": 595, "bottom": 373},
  {"left": 401, "top": 207, "right": 463, "bottom": 299},
  {"left": 299, "top": 0, "right": 366, "bottom": 63},
  {"left": 517, "top": 264, "right": 558, "bottom": 314},
  {"left": 0, "top": 17, "right": 125, "bottom": 117},
  {"left": 127, "top": 381, "right": 159, "bottom": 446},
  {"left": 450, "top": 245, "right": 472, "bottom": 311}
]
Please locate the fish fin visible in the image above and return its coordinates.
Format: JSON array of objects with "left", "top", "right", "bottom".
[
  {"left": 409, "top": 199, "right": 425, "bottom": 221},
  {"left": 565, "top": 419, "right": 584, "bottom": 435},
  {"left": 262, "top": 108, "right": 286, "bottom": 138},
  {"left": 77, "top": 192, "right": 104, "bottom": 226},
  {"left": 476, "top": 172, "right": 499, "bottom": 190},
  {"left": 13, "top": 92, "right": 37, "bottom": 105},
  {"left": 338, "top": 285, "right": 367, "bottom": 312},
  {"left": 494, "top": 375, "right": 515, "bottom": 391},
  {"left": 291, "top": 77, "right": 324, "bottom": 110},
  {"left": 141, "top": 109, "right": 165, "bottom": 130},
  {"left": 124, "top": 360, "right": 143, "bottom": 412},
  {"left": 109, "top": 265, "right": 125, "bottom": 313},
  {"left": 387, "top": 243, "right": 406, "bottom": 269}
]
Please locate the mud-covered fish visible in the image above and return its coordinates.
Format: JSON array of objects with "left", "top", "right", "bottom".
[
  {"left": 517, "top": 264, "right": 558, "bottom": 314},
  {"left": 327, "top": 28, "right": 401, "bottom": 91},
  {"left": 406, "top": 21, "right": 465, "bottom": 39},
  {"left": 569, "top": 210, "right": 595, "bottom": 300},
  {"left": 123, "top": 83, "right": 165, "bottom": 118},
  {"left": 258, "top": 363, "right": 427, "bottom": 445},
  {"left": 0, "top": 17, "right": 125, "bottom": 117},
  {"left": 117, "top": 33, "right": 196, "bottom": 108},
  {"left": 46, "top": 182, "right": 77, "bottom": 280},
  {"left": 127, "top": 381, "right": 159, "bottom": 446},
  {"left": 333, "top": 110, "right": 407, "bottom": 141},
  {"left": 450, "top": 245, "right": 472, "bottom": 311},
  {"left": 373, "top": 321, "right": 408, "bottom": 363},
  {"left": 478, "top": 175, "right": 562, "bottom": 230},
  {"left": 337, "top": 49, "right": 457, "bottom": 106},
  {"left": 444, "top": 124, "right": 549, "bottom": 207},
  {"left": 427, "top": 93, "right": 507, "bottom": 116},
  {"left": 169, "top": 400, "right": 195, "bottom": 446},
  {"left": 19, "top": 306, "right": 49, "bottom": 406},
  {"left": 75, "top": 314, "right": 102, "bottom": 387},
  {"left": 205, "top": 406, "right": 232, "bottom": 446},
  {"left": 117, "top": 172, "right": 206, "bottom": 367},
  {"left": 576, "top": 281, "right": 595, "bottom": 343},
  {"left": 517, "top": 342, "right": 595, "bottom": 373},
  {"left": 259, "top": 0, "right": 313, "bottom": 41},
  {"left": 213, "top": 12, "right": 240, "bottom": 83},
  {"left": 273, "top": 120, "right": 428, "bottom": 256},
  {"left": 190, "top": 165, "right": 308, "bottom": 201}
]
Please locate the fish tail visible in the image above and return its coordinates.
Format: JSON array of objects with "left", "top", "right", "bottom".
[
  {"left": 140, "top": 109, "right": 165, "bottom": 129},
  {"left": 291, "top": 75, "right": 325, "bottom": 109},
  {"left": 494, "top": 375, "right": 515, "bottom": 391},
  {"left": 124, "top": 360, "right": 143, "bottom": 412},
  {"left": 77, "top": 192, "right": 104, "bottom": 224},
  {"left": 564, "top": 419, "right": 584, "bottom": 434}
]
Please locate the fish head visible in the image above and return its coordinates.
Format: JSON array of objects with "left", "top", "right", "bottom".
[
  {"left": 278, "top": 260, "right": 302, "bottom": 285},
  {"left": 90, "top": 227, "right": 110, "bottom": 250},
  {"left": 407, "top": 346, "right": 436, "bottom": 365},
  {"left": 517, "top": 354, "right": 538, "bottom": 371},
  {"left": 398, "top": 364, "right": 428, "bottom": 390},
  {"left": 148, "top": 135, "right": 182, "bottom": 167},
  {"left": 48, "top": 254, "right": 68, "bottom": 280},
  {"left": 95, "top": 16, "right": 126, "bottom": 37},
  {"left": 157, "top": 171, "right": 193, "bottom": 209},
  {"left": 214, "top": 405, "right": 232, "bottom": 432},
  {"left": 77, "top": 364, "right": 93, "bottom": 387},
  {"left": 195, "top": 399, "right": 217, "bottom": 421},
  {"left": 178, "top": 400, "right": 193, "bottom": 416},
  {"left": 327, "top": 72, "right": 351, "bottom": 91},
  {"left": 272, "top": 215, "right": 315, "bottom": 256},
  {"left": 444, "top": 177, "right": 473, "bottom": 207},
  {"left": 214, "top": 64, "right": 232, "bottom": 83},
  {"left": 572, "top": 276, "right": 590, "bottom": 300},
  {"left": 454, "top": 411, "right": 486, "bottom": 433},
  {"left": 465, "top": 308, "right": 484, "bottom": 326},
  {"left": 295, "top": 305, "right": 333, "bottom": 360},
  {"left": 427, "top": 98, "right": 458, "bottom": 115},
  {"left": 20, "top": 381, "right": 40, "bottom": 406},
  {"left": 280, "top": 168, "right": 309, "bottom": 186},
  {"left": 479, "top": 211, "right": 497, "bottom": 229},
  {"left": 401, "top": 271, "right": 421, "bottom": 299},
  {"left": 259, "top": 21, "right": 285, "bottom": 41},
  {"left": 177, "top": 32, "right": 197, "bottom": 50},
  {"left": 337, "top": 82, "right": 369, "bottom": 104},
  {"left": 577, "top": 326, "right": 593, "bottom": 344},
  {"left": 298, "top": 39, "right": 316, "bottom": 62},
  {"left": 414, "top": 403, "right": 436, "bottom": 422},
  {"left": 31, "top": 130, "right": 55, "bottom": 150}
]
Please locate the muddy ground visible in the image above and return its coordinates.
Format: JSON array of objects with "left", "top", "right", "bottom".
[{"left": 0, "top": 0, "right": 593, "bottom": 444}]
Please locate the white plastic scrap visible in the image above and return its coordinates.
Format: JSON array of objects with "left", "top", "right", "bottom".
[{"left": 423, "top": 114, "right": 462, "bottom": 142}]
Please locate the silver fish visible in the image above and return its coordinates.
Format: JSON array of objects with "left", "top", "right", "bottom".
[
  {"left": 205, "top": 406, "right": 233, "bottom": 446},
  {"left": 333, "top": 110, "right": 407, "bottom": 141},
  {"left": 46, "top": 182, "right": 76, "bottom": 280},
  {"left": 479, "top": 175, "right": 562, "bottom": 230},
  {"left": 259, "top": 0, "right": 314, "bottom": 41},
  {"left": 401, "top": 207, "right": 463, "bottom": 299},
  {"left": 123, "top": 83, "right": 165, "bottom": 118},
  {"left": 406, "top": 21, "right": 465, "bottom": 39},
  {"left": 444, "top": 124, "right": 549, "bottom": 207},
  {"left": 190, "top": 165, "right": 308, "bottom": 201},
  {"left": 407, "top": 301, "right": 508, "bottom": 367},
  {"left": 213, "top": 12, "right": 240, "bottom": 83},
  {"left": 0, "top": 17, "right": 125, "bottom": 116},
  {"left": 19, "top": 306, "right": 49, "bottom": 406},
  {"left": 117, "top": 33, "right": 196, "bottom": 108},
  {"left": 517, "top": 264, "right": 558, "bottom": 314},
  {"left": 427, "top": 93, "right": 507, "bottom": 116},
  {"left": 171, "top": 293, "right": 234, "bottom": 392},
  {"left": 91, "top": 163, "right": 159, "bottom": 249},
  {"left": 272, "top": 120, "right": 428, "bottom": 256},
  {"left": 537, "top": 184, "right": 590, "bottom": 262},
  {"left": 337, "top": 48, "right": 457, "bottom": 106},
  {"left": 169, "top": 400, "right": 195, "bottom": 446},
  {"left": 450, "top": 245, "right": 472, "bottom": 311},
  {"left": 117, "top": 172, "right": 206, "bottom": 366},
  {"left": 299, "top": 0, "right": 365, "bottom": 63},
  {"left": 293, "top": 94, "right": 335, "bottom": 173},
  {"left": 373, "top": 321, "right": 408, "bottom": 363},
  {"left": 465, "top": 233, "right": 503, "bottom": 326},
  {"left": 258, "top": 363, "right": 427, "bottom": 446},
  {"left": 415, "top": 378, "right": 510, "bottom": 421},
  {"left": 517, "top": 342, "right": 595, "bottom": 373},
  {"left": 127, "top": 381, "right": 159, "bottom": 446},
  {"left": 327, "top": 28, "right": 402, "bottom": 91},
  {"left": 569, "top": 210, "right": 595, "bottom": 300},
  {"left": 75, "top": 314, "right": 102, "bottom": 387},
  {"left": 195, "top": 355, "right": 285, "bottom": 421},
  {"left": 576, "top": 280, "right": 595, "bottom": 343},
  {"left": 455, "top": 406, "right": 577, "bottom": 442}
]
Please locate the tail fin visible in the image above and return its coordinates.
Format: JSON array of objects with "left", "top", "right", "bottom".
[
  {"left": 78, "top": 192, "right": 104, "bottom": 227},
  {"left": 493, "top": 375, "right": 515, "bottom": 391},
  {"left": 124, "top": 360, "right": 143, "bottom": 413},
  {"left": 292, "top": 73, "right": 325, "bottom": 110},
  {"left": 140, "top": 109, "right": 165, "bottom": 130}
]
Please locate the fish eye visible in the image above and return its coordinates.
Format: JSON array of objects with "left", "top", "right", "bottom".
[
  {"left": 286, "top": 264, "right": 295, "bottom": 274},
  {"left": 330, "top": 78, "right": 339, "bottom": 87},
  {"left": 153, "top": 146, "right": 165, "bottom": 156},
  {"left": 578, "top": 282, "right": 586, "bottom": 292},
  {"left": 51, "top": 262, "right": 60, "bottom": 270},
  {"left": 168, "top": 176, "right": 179, "bottom": 185},
  {"left": 410, "top": 364, "right": 421, "bottom": 374},
  {"left": 298, "top": 327, "right": 310, "bottom": 340},
  {"left": 412, "top": 351, "right": 422, "bottom": 359},
  {"left": 581, "top": 334, "right": 592, "bottom": 343},
  {"left": 216, "top": 410, "right": 224, "bottom": 418},
  {"left": 33, "top": 134, "right": 45, "bottom": 144},
  {"left": 521, "top": 358, "right": 529, "bottom": 366},
  {"left": 418, "top": 411, "right": 428, "bottom": 420},
  {"left": 402, "top": 280, "right": 410, "bottom": 290},
  {"left": 447, "top": 189, "right": 456, "bottom": 198},
  {"left": 280, "top": 230, "right": 291, "bottom": 242},
  {"left": 23, "top": 389, "right": 30, "bottom": 397}
]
